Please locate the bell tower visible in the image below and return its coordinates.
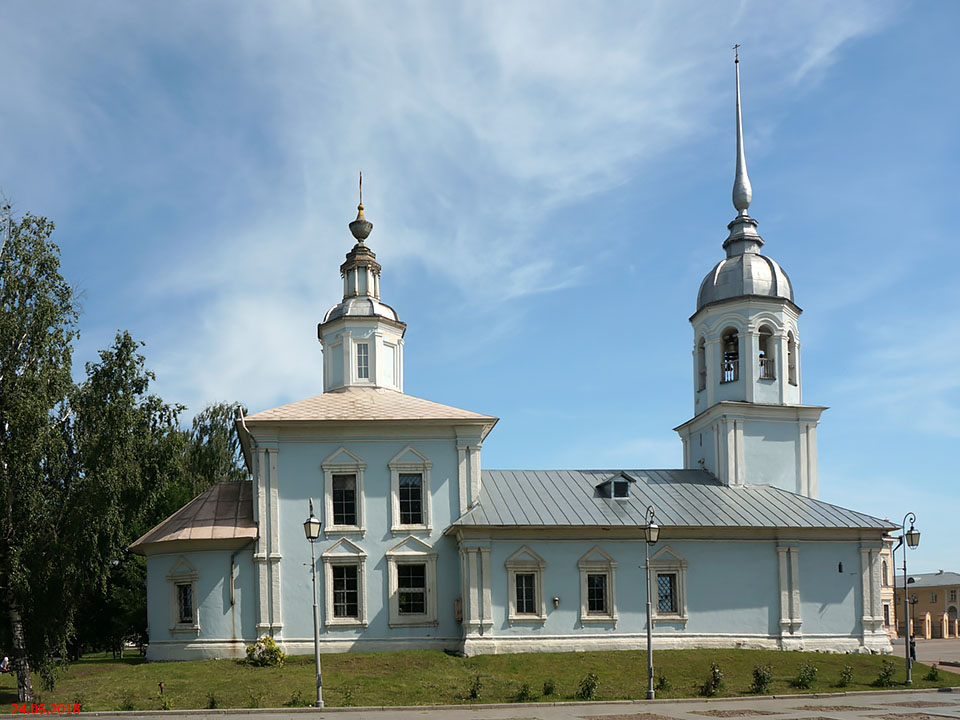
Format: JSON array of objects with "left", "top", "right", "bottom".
[
  {"left": 318, "top": 176, "right": 406, "bottom": 393},
  {"left": 675, "top": 51, "right": 825, "bottom": 498}
]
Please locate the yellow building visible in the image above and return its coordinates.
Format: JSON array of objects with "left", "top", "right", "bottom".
[{"left": 892, "top": 570, "right": 960, "bottom": 639}]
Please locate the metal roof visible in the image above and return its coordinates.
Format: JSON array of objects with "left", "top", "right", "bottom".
[
  {"left": 243, "top": 387, "right": 497, "bottom": 424},
  {"left": 451, "top": 469, "right": 894, "bottom": 531},
  {"left": 903, "top": 572, "right": 960, "bottom": 589},
  {"left": 129, "top": 481, "right": 257, "bottom": 552}
]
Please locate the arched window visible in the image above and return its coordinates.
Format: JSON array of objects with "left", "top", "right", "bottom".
[
  {"left": 787, "top": 332, "right": 797, "bottom": 386},
  {"left": 758, "top": 326, "right": 775, "bottom": 379},
  {"left": 882, "top": 560, "right": 889, "bottom": 587},
  {"left": 721, "top": 328, "right": 739, "bottom": 383},
  {"left": 697, "top": 338, "right": 706, "bottom": 391}
]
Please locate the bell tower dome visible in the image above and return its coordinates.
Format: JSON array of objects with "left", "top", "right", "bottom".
[
  {"left": 318, "top": 176, "right": 406, "bottom": 392},
  {"left": 675, "top": 50, "right": 825, "bottom": 498}
]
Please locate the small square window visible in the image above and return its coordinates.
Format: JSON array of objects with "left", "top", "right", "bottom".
[
  {"left": 398, "top": 564, "right": 426, "bottom": 615},
  {"left": 657, "top": 573, "right": 678, "bottom": 614},
  {"left": 613, "top": 481, "right": 629, "bottom": 498},
  {"left": 177, "top": 584, "right": 193, "bottom": 624},
  {"left": 587, "top": 573, "right": 607, "bottom": 614},
  {"left": 398, "top": 473, "right": 423, "bottom": 525},
  {"left": 332, "top": 474, "right": 357, "bottom": 526}
]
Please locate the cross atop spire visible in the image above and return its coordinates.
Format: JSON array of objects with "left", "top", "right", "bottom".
[{"left": 732, "top": 45, "right": 753, "bottom": 216}]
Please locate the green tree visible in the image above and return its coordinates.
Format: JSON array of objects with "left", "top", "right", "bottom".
[
  {"left": 183, "top": 400, "right": 249, "bottom": 497},
  {"left": 0, "top": 208, "right": 79, "bottom": 701}
]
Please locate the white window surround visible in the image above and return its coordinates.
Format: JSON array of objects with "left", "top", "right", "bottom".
[
  {"left": 322, "top": 447, "right": 366, "bottom": 537},
  {"left": 351, "top": 336, "right": 374, "bottom": 385},
  {"left": 388, "top": 446, "right": 432, "bottom": 535},
  {"left": 321, "top": 538, "right": 368, "bottom": 627},
  {"left": 578, "top": 547, "right": 617, "bottom": 625},
  {"left": 505, "top": 546, "right": 547, "bottom": 625},
  {"left": 386, "top": 536, "right": 438, "bottom": 627},
  {"left": 167, "top": 556, "right": 200, "bottom": 634},
  {"left": 648, "top": 545, "right": 688, "bottom": 626}
]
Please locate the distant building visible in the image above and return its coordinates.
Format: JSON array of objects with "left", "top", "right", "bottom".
[
  {"left": 131, "top": 57, "right": 896, "bottom": 660},
  {"left": 893, "top": 571, "right": 960, "bottom": 639}
]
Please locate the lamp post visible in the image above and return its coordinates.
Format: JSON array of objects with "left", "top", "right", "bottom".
[
  {"left": 895, "top": 512, "right": 920, "bottom": 684},
  {"left": 303, "top": 499, "right": 324, "bottom": 708},
  {"left": 643, "top": 505, "right": 660, "bottom": 700}
]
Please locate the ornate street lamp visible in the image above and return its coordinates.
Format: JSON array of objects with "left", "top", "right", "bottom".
[
  {"left": 643, "top": 505, "right": 660, "bottom": 700},
  {"left": 893, "top": 512, "right": 920, "bottom": 684},
  {"left": 303, "top": 499, "right": 324, "bottom": 708}
]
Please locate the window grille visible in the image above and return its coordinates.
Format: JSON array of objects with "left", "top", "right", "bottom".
[
  {"left": 398, "top": 473, "right": 423, "bottom": 525},
  {"left": 657, "top": 573, "right": 677, "bottom": 614},
  {"left": 398, "top": 564, "right": 426, "bottom": 615}
]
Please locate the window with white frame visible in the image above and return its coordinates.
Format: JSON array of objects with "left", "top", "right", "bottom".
[
  {"left": 167, "top": 557, "right": 200, "bottom": 633},
  {"left": 505, "top": 546, "right": 546, "bottom": 624},
  {"left": 578, "top": 547, "right": 617, "bottom": 624},
  {"left": 648, "top": 545, "right": 688, "bottom": 625},
  {"left": 950, "top": 589, "right": 957, "bottom": 602},
  {"left": 322, "top": 447, "right": 366, "bottom": 536},
  {"left": 389, "top": 446, "right": 432, "bottom": 534},
  {"left": 356, "top": 342, "right": 370, "bottom": 379},
  {"left": 386, "top": 536, "right": 438, "bottom": 627},
  {"left": 931, "top": 592, "right": 938, "bottom": 603},
  {"left": 322, "top": 538, "right": 367, "bottom": 627}
]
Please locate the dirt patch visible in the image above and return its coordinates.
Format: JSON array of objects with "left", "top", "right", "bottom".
[
  {"left": 866, "top": 714, "right": 957, "bottom": 720},
  {"left": 881, "top": 703, "right": 957, "bottom": 709},
  {"left": 583, "top": 715, "right": 677, "bottom": 720},
  {"left": 792, "top": 707, "right": 872, "bottom": 713},
  {"left": 690, "top": 711, "right": 782, "bottom": 717}
]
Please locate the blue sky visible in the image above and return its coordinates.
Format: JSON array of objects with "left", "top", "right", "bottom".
[{"left": 1, "top": 1, "right": 957, "bottom": 574}]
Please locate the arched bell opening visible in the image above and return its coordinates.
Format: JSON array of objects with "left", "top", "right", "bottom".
[
  {"left": 758, "top": 325, "right": 775, "bottom": 380},
  {"left": 721, "top": 328, "right": 739, "bottom": 383}
]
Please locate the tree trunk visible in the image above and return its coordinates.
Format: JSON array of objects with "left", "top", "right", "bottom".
[{"left": 7, "top": 586, "right": 34, "bottom": 703}]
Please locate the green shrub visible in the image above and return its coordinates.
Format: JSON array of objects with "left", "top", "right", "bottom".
[
  {"left": 575, "top": 672, "right": 600, "bottom": 700},
  {"left": 285, "top": 689, "right": 309, "bottom": 707},
  {"left": 73, "top": 695, "right": 86, "bottom": 713},
  {"left": 873, "top": 659, "right": 896, "bottom": 687},
  {"left": 468, "top": 674, "right": 483, "bottom": 700},
  {"left": 750, "top": 665, "right": 773, "bottom": 694},
  {"left": 791, "top": 662, "right": 818, "bottom": 689},
  {"left": 515, "top": 682, "right": 536, "bottom": 702},
  {"left": 699, "top": 662, "right": 724, "bottom": 697},
  {"left": 924, "top": 664, "right": 941, "bottom": 682},
  {"left": 245, "top": 635, "right": 285, "bottom": 667},
  {"left": 117, "top": 695, "right": 135, "bottom": 712},
  {"left": 655, "top": 673, "right": 672, "bottom": 692},
  {"left": 838, "top": 664, "right": 854, "bottom": 687},
  {"left": 341, "top": 685, "right": 356, "bottom": 707},
  {"left": 206, "top": 692, "right": 218, "bottom": 709},
  {"left": 542, "top": 678, "right": 557, "bottom": 696},
  {"left": 158, "top": 694, "right": 172, "bottom": 711},
  {"left": 247, "top": 691, "right": 265, "bottom": 708}
]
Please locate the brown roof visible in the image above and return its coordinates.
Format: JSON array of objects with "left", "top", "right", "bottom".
[
  {"left": 242, "top": 386, "right": 497, "bottom": 424},
  {"left": 129, "top": 481, "right": 257, "bottom": 553}
]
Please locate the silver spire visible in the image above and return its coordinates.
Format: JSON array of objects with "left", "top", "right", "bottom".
[{"left": 732, "top": 45, "right": 752, "bottom": 215}]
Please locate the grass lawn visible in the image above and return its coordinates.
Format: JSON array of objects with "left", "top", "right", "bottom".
[{"left": 1, "top": 648, "right": 957, "bottom": 712}]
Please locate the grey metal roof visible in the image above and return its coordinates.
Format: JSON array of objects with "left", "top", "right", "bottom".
[
  {"left": 452, "top": 469, "right": 894, "bottom": 531},
  {"left": 904, "top": 572, "right": 960, "bottom": 588},
  {"left": 696, "top": 251, "right": 794, "bottom": 312}
]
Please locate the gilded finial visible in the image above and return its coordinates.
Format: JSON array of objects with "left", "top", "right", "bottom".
[
  {"left": 349, "top": 171, "right": 373, "bottom": 242},
  {"left": 732, "top": 44, "right": 753, "bottom": 216}
]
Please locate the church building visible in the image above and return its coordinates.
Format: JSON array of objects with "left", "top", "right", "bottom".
[{"left": 130, "top": 57, "right": 895, "bottom": 660}]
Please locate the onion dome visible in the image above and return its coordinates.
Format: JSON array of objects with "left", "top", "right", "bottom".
[{"left": 696, "top": 48, "right": 795, "bottom": 313}]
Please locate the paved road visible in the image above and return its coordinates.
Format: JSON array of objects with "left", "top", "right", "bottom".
[
  {"left": 85, "top": 687, "right": 960, "bottom": 720},
  {"left": 891, "top": 638, "right": 960, "bottom": 664}
]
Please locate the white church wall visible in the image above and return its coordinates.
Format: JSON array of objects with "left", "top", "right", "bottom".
[
  {"left": 797, "top": 542, "right": 861, "bottom": 638},
  {"left": 741, "top": 421, "right": 799, "bottom": 492},
  {"left": 269, "top": 434, "right": 465, "bottom": 651},
  {"left": 145, "top": 548, "right": 256, "bottom": 660}
]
